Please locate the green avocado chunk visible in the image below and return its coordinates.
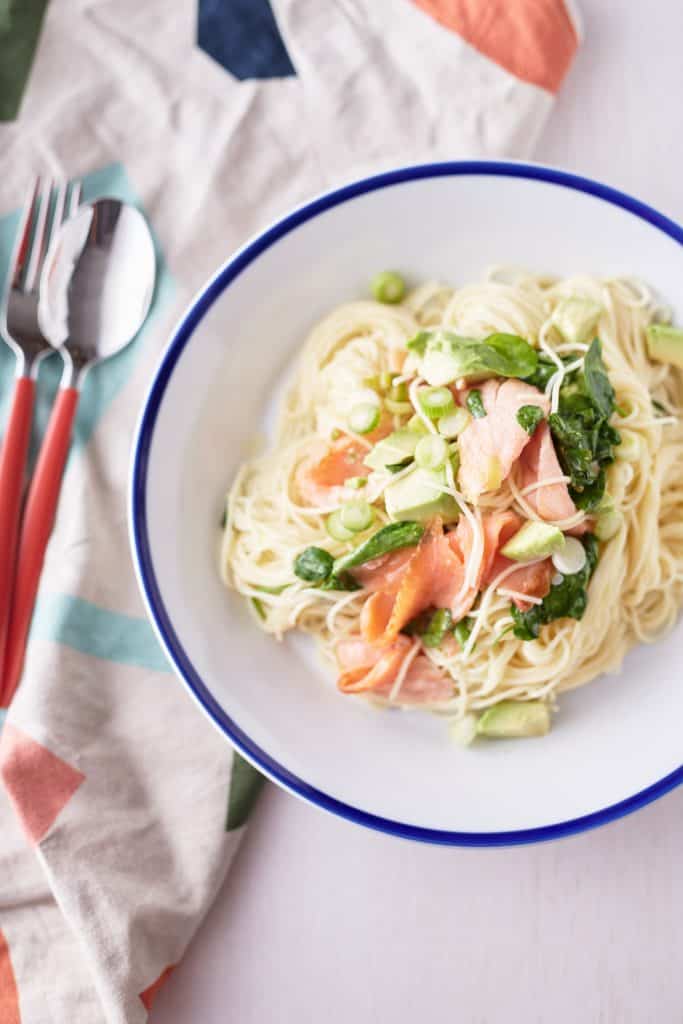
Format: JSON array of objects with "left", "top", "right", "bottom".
[
  {"left": 364, "top": 429, "right": 420, "bottom": 471},
  {"left": 646, "top": 324, "right": 683, "bottom": 370},
  {"left": 500, "top": 521, "right": 565, "bottom": 562},
  {"left": 384, "top": 465, "right": 459, "bottom": 523},
  {"left": 477, "top": 700, "right": 551, "bottom": 738}
]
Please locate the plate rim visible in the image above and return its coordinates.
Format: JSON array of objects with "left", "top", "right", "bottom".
[{"left": 129, "top": 159, "right": 683, "bottom": 847}]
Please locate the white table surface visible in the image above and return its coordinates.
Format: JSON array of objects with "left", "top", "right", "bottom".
[{"left": 153, "top": 6, "right": 683, "bottom": 1021}]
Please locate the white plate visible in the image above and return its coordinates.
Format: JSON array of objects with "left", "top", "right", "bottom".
[{"left": 130, "top": 162, "right": 683, "bottom": 845}]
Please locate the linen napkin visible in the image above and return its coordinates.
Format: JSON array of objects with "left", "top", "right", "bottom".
[{"left": 0, "top": 2, "right": 581, "bottom": 1020}]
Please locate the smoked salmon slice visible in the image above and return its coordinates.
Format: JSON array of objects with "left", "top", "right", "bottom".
[
  {"left": 336, "top": 637, "right": 453, "bottom": 703},
  {"left": 359, "top": 511, "right": 554, "bottom": 646},
  {"left": 360, "top": 519, "right": 464, "bottom": 645},
  {"left": 458, "top": 379, "right": 550, "bottom": 500},
  {"left": 518, "top": 421, "right": 578, "bottom": 522},
  {"left": 296, "top": 416, "right": 392, "bottom": 507}
]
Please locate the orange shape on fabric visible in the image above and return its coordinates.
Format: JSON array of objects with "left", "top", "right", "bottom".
[
  {"left": 0, "top": 931, "right": 21, "bottom": 1024},
  {"left": 140, "top": 965, "right": 176, "bottom": 1010},
  {"left": 411, "top": 0, "right": 578, "bottom": 94},
  {"left": 0, "top": 724, "right": 85, "bottom": 845}
]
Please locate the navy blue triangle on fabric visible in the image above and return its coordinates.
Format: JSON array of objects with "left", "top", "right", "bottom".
[{"left": 198, "top": 0, "right": 295, "bottom": 81}]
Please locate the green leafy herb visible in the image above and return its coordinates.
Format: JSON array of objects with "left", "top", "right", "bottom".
[
  {"left": 333, "top": 521, "right": 424, "bottom": 575},
  {"left": 511, "top": 534, "right": 599, "bottom": 640},
  {"left": 523, "top": 354, "right": 562, "bottom": 391},
  {"left": 583, "top": 338, "right": 615, "bottom": 418},
  {"left": 454, "top": 617, "right": 474, "bottom": 650},
  {"left": 420, "top": 608, "right": 453, "bottom": 648},
  {"left": 293, "top": 547, "right": 334, "bottom": 583},
  {"left": 406, "top": 331, "right": 430, "bottom": 356},
  {"left": 466, "top": 390, "right": 486, "bottom": 419},
  {"left": 546, "top": 340, "right": 621, "bottom": 512},
  {"left": 251, "top": 597, "right": 266, "bottom": 620},
  {"left": 408, "top": 329, "right": 538, "bottom": 383},
  {"left": 516, "top": 405, "right": 544, "bottom": 436},
  {"left": 319, "top": 573, "right": 362, "bottom": 592},
  {"left": 483, "top": 333, "right": 539, "bottom": 379}
]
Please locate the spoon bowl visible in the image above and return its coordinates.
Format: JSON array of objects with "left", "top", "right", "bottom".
[{"left": 40, "top": 198, "right": 156, "bottom": 381}]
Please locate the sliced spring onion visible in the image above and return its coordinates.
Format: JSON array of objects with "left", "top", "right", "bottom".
[
  {"left": 340, "top": 500, "right": 374, "bottom": 533},
  {"left": 350, "top": 386, "right": 382, "bottom": 408},
  {"left": 330, "top": 428, "right": 342, "bottom": 440},
  {"left": 348, "top": 403, "right": 381, "bottom": 435},
  {"left": 379, "top": 371, "right": 394, "bottom": 391},
  {"left": 347, "top": 476, "right": 368, "bottom": 490},
  {"left": 385, "top": 398, "right": 413, "bottom": 415},
  {"left": 407, "top": 414, "right": 429, "bottom": 435},
  {"left": 326, "top": 510, "right": 355, "bottom": 542},
  {"left": 551, "top": 536, "right": 587, "bottom": 576},
  {"left": 389, "top": 381, "right": 409, "bottom": 402},
  {"left": 418, "top": 386, "right": 455, "bottom": 419},
  {"left": 371, "top": 270, "right": 406, "bottom": 304},
  {"left": 250, "top": 597, "right": 266, "bottom": 620},
  {"left": 415, "top": 434, "right": 448, "bottom": 470},
  {"left": 437, "top": 408, "right": 470, "bottom": 439}
]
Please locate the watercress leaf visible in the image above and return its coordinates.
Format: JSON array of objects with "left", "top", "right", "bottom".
[
  {"left": 583, "top": 338, "right": 615, "bottom": 418},
  {"left": 483, "top": 333, "right": 539, "bottom": 378},
  {"left": 319, "top": 572, "right": 362, "bottom": 592},
  {"left": 523, "top": 354, "right": 559, "bottom": 391},
  {"left": 511, "top": 534, "right": 598, "bottom": 640},
  {"left": 516, "top": 405, "right": 544, "bottom": 436},
  {"left": 406, "top": 331, "right": 430, "bottom": 356},
  {"left": 333, "top": 521, "right": 424, "bottom": 575},
  {"left": 293, "top": 546, "right": 334, "bottom": 583}
]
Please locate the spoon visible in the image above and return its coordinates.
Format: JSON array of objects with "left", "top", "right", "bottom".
[{"left": 0, "top": 199, "right": 156, "bottom": 703}]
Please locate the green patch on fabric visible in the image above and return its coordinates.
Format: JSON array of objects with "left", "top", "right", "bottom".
[
  {"left": 30, "top": 593, "right": 171, "bottom": 673},
  {"left": 0, "top": 161, "right": 174, "bottom": 471},
  {"left": 226, "top": 753, "right": 265, "bottom": 831},
  {"left": 0, "top": 0, "right": 50, "bottom": 121}
]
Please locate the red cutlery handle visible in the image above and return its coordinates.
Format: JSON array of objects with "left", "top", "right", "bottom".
[
  {"left": 0, "top": 376, "right": 35, "bottom": 680},
  {"left": 1, "top": 386, "right": 79, "bottom": 707}
]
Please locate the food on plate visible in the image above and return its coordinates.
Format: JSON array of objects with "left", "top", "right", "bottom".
[{"left": 221, "top": 269, "right": 683, "bottom": 742}]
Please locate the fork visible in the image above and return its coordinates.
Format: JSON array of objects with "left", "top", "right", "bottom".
[{"left": 0, "top": 177, "right": 81, "bottom": 682}]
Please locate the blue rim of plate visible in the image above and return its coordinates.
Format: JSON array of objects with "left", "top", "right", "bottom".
[{"left": 131, "top": 160, "right": 683, "bottom": 847}]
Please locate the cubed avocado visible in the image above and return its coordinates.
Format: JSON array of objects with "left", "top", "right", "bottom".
[
  {"left": 364, "top": 429, "right": 419, "bottom": 471},
  {"left": 645, "top": 324, "right": 683, "bottom": 369},
  {"left": 477, "top": 700, "right": 551, "bottom": 739},
  {"left": 384, "top": 466, "right": 459, "bottom": 523},
  {"left": 551, "top": 296, "right": 603, "bottom": 346},
  {"left": 501, "top": 521, "right": 565, "bottom": 562}
]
